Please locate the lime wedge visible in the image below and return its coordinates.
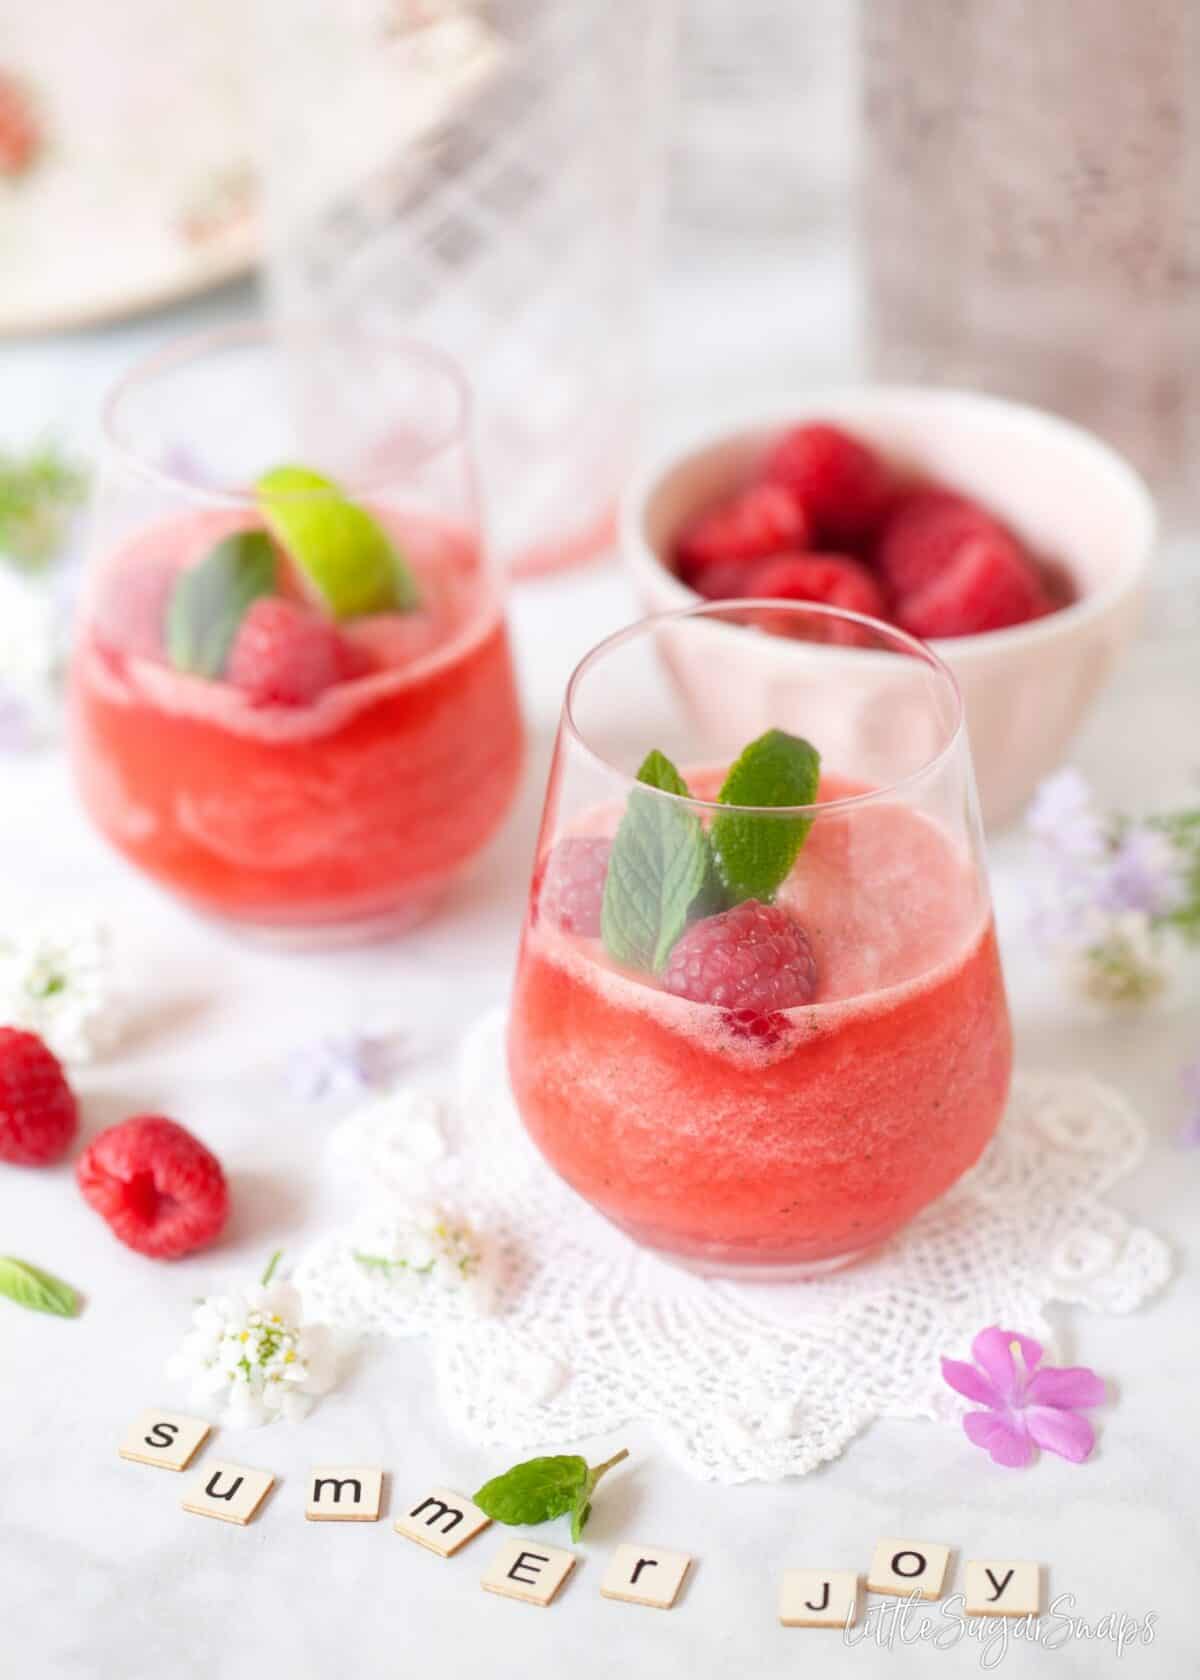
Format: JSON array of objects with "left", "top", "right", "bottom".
[{"left": 255, "top": 464, "right": 419, "bottom": 619}]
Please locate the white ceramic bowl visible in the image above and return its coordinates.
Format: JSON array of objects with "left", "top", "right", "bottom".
[{"left": 621, "top": 387, "right": 1155, "bottom": 828}]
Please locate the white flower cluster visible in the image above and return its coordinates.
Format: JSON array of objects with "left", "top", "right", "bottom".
[
  {"left": 352, "top": 1206, "right": 487, "bottom": 1297},
  {"left": 0, "top": 919, "right": 118, "bottom": 1063},
  {"left": 167, "top": 1279, "right": 336, "bottom": 1427}
]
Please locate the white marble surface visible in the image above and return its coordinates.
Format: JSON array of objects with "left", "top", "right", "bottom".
[{"left": 3, "top": 288, "right": 1198, "bottom": 1679}]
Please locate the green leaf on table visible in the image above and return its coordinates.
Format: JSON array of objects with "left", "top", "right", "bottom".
[
  {"left": 0, "top": 1256, "right": 80, "bottom": 1317},
  {"left": 474, "top": 1448, "right": 628, "bottom": 1539},
  {"left": 710, "top": 729, "right": 822, "bottom": 904},
  {"left": 165, "top": 529, "right": 277, "bottom": 677},
  {"left": 601, "top": 750, "right": 712, "bottom": 973},
  {"left": 0, "top": 441, "right": 87, "bottom": 571}
]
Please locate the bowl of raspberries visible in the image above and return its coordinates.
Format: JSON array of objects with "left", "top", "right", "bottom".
[{"left": 622, "top": 387, "right": 1154, "bottom": 826}]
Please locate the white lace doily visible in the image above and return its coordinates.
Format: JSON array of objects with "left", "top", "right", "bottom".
[{"left": 295, "top": 1011, "right": 1170, "bottom": 1483}]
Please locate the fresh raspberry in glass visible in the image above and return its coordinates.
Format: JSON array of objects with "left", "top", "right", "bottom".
[
  {"left": 538, "top": 837, "right": 612, "bottom": 936},
  {"left": 664, "top": 900, "right": 819, "bottom": 1011}
]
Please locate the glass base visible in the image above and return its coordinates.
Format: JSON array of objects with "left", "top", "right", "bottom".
[
  {"left": 605, "top": 1214, "right": 878, "bottom": 1280},
  {"left": 191, "top": 887, "right": 447, "bottom": 951}
]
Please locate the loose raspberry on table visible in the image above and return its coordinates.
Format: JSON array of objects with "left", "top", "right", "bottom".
[
  {"left": 76, "top": 1114, "right": 229, "bottom": 1259},
  {"left": 664, "top": 900, "right": 819, "bottom": 1012},
  {"left": 894, "top": 529, "right": 1052, "bottom": 639},
  {"left": 762, "top": 423, "right": 892, "bottom": 546},
  {"left": 0, "top": 1028, "right": 78, "bottom": 1165},
  {"left": 747, "top": 552, "right": 887, "bottom": 624},
  {"left": 226, "top": 597, "right": 347, "bottom": 706},
  {"left": 675, "top": 483, "right": 809, "bottom": 584},
  {"left": 537, "top": 837, "right": 612, "bottom": 936}
]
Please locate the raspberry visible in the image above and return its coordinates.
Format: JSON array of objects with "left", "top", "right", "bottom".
[
  {"left": 76, "top": 1115, "right": 229, "bottom": 1259},
  {"left": 725, "top": 1007, "right": 790, "bottom": 1049},
  {"left": 226, "top": 597, "right": 346, "bottom": 705},
  {"left": 538, "top": 837, "right": 611, "bottom": 936},
  {"left": 0, "top": 73, "right": 40, "bottom": 178},
  {"left": 664, "top": 900, "right": 819, "bottom": 1011},
  {"left": 747, "top": 552, "right": 887, "bottom": 622},
  {"left": 762, "top": 423, "right": 892, "bottom": 545},
  {"left": 894, "top": 530, "right": 1052, "bottom": 639},
  {"left": 875, "top": 490, "right": 1006, "bottom": 597},
  {"left": 0, "top": 1028, "right": 78, "bottom": 1165},
  {"left": 675, "top": 484, "right": 809, "bottom": 584},
  {"left": 689, "top": 560, "right": 762, "bottom": 601}
]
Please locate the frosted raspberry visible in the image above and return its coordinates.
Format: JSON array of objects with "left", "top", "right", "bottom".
[
  {"left": 675, "top": 483, "right": 809, "bottom": 584},
  {"left": 762, "top": 423, "right": 892, "bottom": 545},
  {"left": 894, "top": 530, "right": 1053, "bottom": 639},
  {"left": 664, "top": 900, "right": 818, "bottom": 1011},
  {"left": 875, "top": 490, "right": 1005, "bottom": 597},
  {"left": 747, "top": 552, "right": 887, "bottom": 622},
  {"left": 0, "top": 1027, "right": 78, "bottom": 1165},
  {"left": 538, "top": 837, "right": 612, "bottom": 936},
  {"left": 227, "top": 597, "right": 346, "bottom": 705}
]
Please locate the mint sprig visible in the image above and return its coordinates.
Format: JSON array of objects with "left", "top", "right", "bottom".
[
  {"left": 166, "top": 529, "right": 276, "bottom": 677},
  {"left": 600, "top": 751, "right": 711, "bottom": 972},
  {"left": 474, "top": 1448, "right": 629, "bottom": 1542},
  {"left": 710, "top": 729, "right": 821, "bottom": 904},
  {"left": 0, "top": 1256, "right": 80, "bottom": 1317},
  {"left": 598, "top": 730, "right": 822, "bottom": 975}
]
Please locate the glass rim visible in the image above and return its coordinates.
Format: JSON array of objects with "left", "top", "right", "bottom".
[
  {"left": 100, "top": 319, "right": 473, "bottom": 507},
  {"left": 562, "top": 598, "right": 967, "bottom": 817}
]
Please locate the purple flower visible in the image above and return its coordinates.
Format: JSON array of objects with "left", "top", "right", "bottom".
[
  {"left": 941, "top": 1328, "right": 1105, "bottom": 1468},
  {"left": 1177, "top": 1061, "right": 1200, "bottom": 1148},
  {"left": 287, "top": 1032, "right": 410, "bottom": 1102},
  {"left": 1026, "top": 769, "right": 1106, "bottom": 859},
  {"left": 1096, "top": 826, "right": 1185, "bottom": 917}
]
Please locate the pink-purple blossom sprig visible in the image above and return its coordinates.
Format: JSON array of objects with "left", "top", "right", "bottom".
[
  {"left": 941, "top": 1327, "right": 1106, "bottom": 1468},
  {"left": 1026, "top": 769, "right": 1200, "bottom": 1004}
]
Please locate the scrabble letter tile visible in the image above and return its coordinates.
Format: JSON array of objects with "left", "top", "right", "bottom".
[
  {"left": 965, "top": 1560, "right": 1041, "bottom": 1618},
  {"left": 601, "top": 1544, "right": 692, "bottom": 1610},
  {"left": 779, "top": 1570, "right": 860, "bottom": 1628},
  {"left": 306, "top": 1466, "right": 384, "bottom": 1523},
  {"left": 868, "top": 1538, "right": 951, "bottom": 1600},
  {"left": 119, "top": 1410, "right": 210, "bottom": 1472},
  {"left": 481, "top": 1538, "right": 576, "bottom": 1607},
  {"left": 395, "top": 1487, "right": 492, "bottom": 1557},
  {"left": 182, "top": 1461, "right": 275, "bottom": 1526}
]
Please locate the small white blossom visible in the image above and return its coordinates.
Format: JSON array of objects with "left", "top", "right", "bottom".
[
  {"left": 167, "top": 1278, "right": 336, "bottom": 1428},
  {"left": 351, "top": 1204, "right": 488, "bottom": 1302},
  {"left": 0, "top": 919, "right": 118, "bottom": 1063}
]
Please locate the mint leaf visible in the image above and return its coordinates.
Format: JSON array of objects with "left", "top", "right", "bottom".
[
  {"left": 474, "top": 1448, "right": 629, "bottom": 1538},
  {"left": 710, "top": 729, "right": 821, "bottom": 904},
  {"left": 474, "top": 1455, "right": 588, "bottom": 1527},
  {"left": 0, "top": 1256, "right": 80, "bottom": 1317},
  {"left": 570, "top": 1449, "right": 629, "bottom": 1542},
  {"left": 601, "top": 751, "right": 712, "bottom": 972},
  {"left": 166, "top": 529, "right": 276, "bottom": 677}
]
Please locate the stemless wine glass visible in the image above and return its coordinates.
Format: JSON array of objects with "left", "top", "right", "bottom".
[
  {"left": 68, "top": 322, "right": 524, "bottom": 940},
  {"left": 508, "top": 600, "right": 1013, "bottom": 1276}
]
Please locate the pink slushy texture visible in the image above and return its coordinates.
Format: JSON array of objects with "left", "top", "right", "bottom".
[{"left": 509, "top": 780, "right": 1012, "bottom": 1268}]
